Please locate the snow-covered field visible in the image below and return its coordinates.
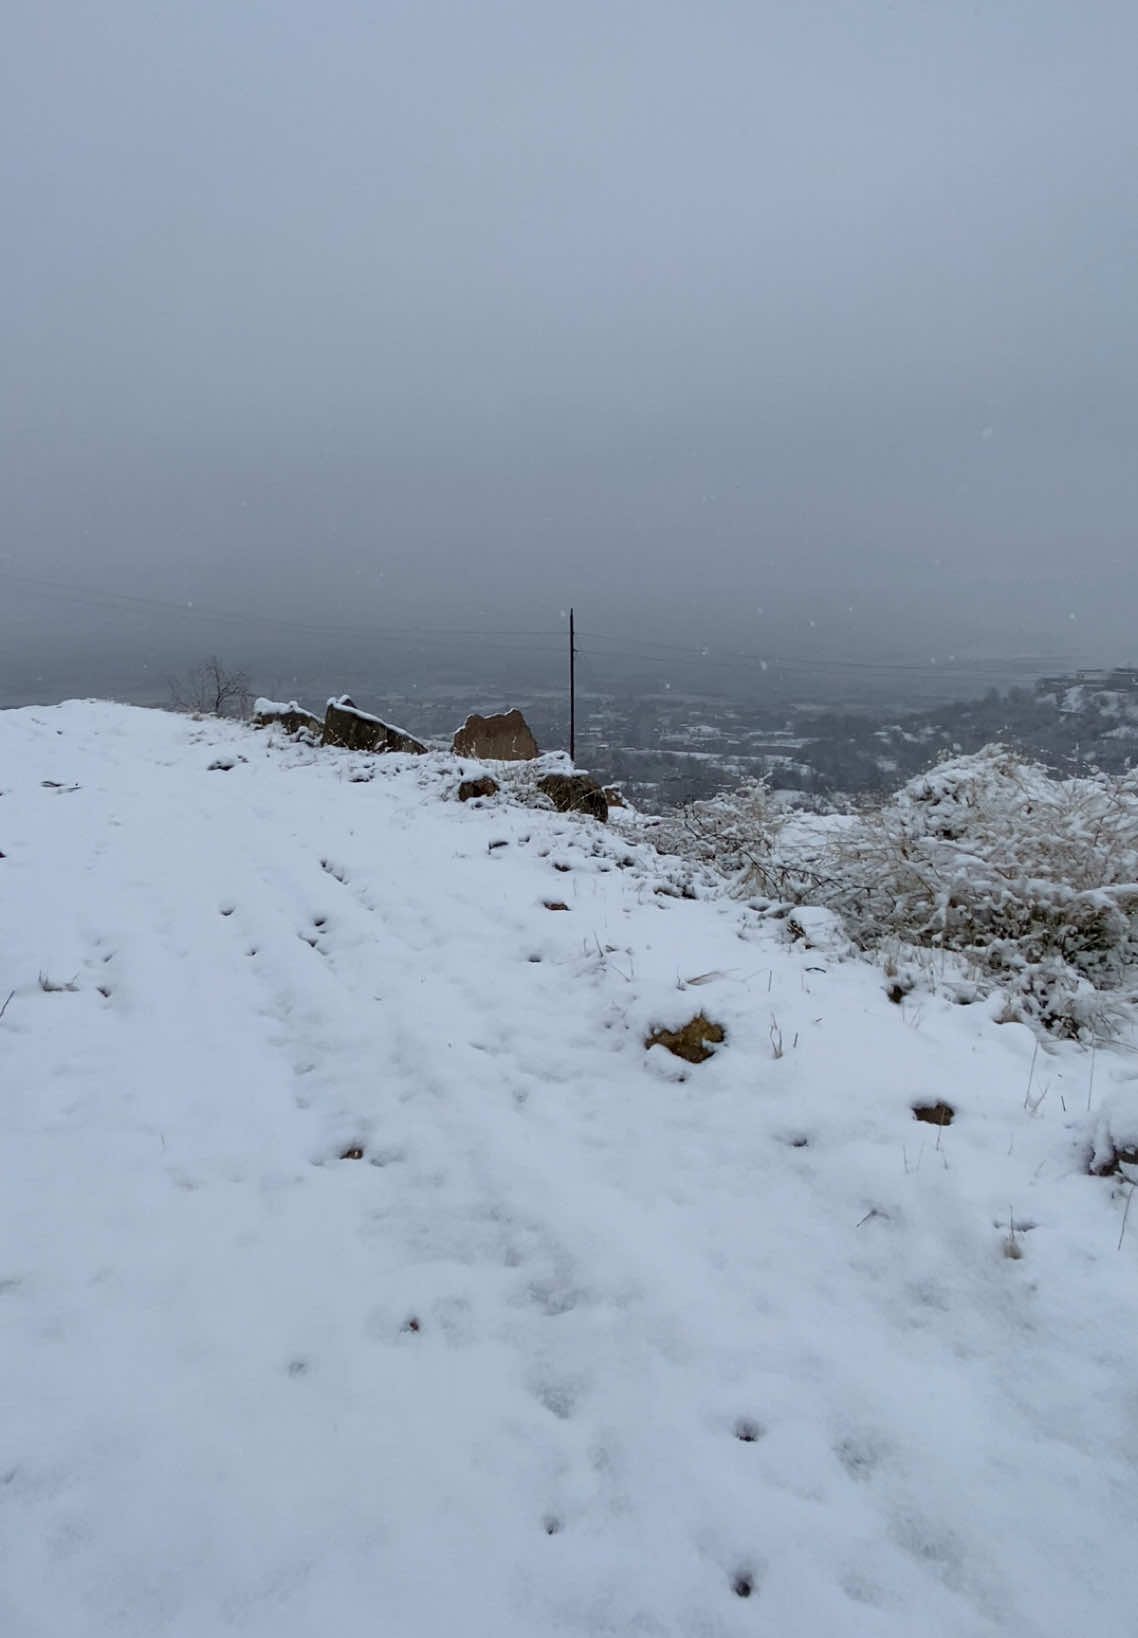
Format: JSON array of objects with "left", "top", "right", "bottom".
[{"left": 2, "top": 701, "right": 1137, "bottom": 1638}]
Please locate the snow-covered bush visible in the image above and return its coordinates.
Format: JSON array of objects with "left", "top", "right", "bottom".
[{"left": 652, "top": 747, "right": 1138, "bottom": 1036}]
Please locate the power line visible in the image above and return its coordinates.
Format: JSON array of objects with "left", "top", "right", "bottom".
[
  {"left": 1, "top": 566, "right": 1089, "bottom": 686},
  {"left": 577, "top": 642, "right": 1075, "bottom": 678},
  {"left": 0, "top": 568, "right": 565, "bottom": 646},
  {"left": 579, "top": 627, "right": 1078, "bottom": 674}
]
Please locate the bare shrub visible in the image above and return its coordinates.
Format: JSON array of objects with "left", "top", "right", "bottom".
[{"left": 169, "top": 656, "right": 252, "bottom": 719}]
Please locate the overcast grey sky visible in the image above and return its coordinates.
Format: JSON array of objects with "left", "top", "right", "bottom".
[{"left": 2, "top": 0, "right": 1136, "bottom": 686}]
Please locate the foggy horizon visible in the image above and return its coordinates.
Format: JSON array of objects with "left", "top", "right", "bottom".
[{"left": 3, "top": 2, "right": 1136, "bottom": 707}]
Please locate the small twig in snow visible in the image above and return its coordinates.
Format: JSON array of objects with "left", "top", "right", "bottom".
[
  {"left": 38, "top": 972, "right": 79, "bottom": 994},
  {"left": 856, "top": 1207, "right": 889, "bottom": 1228},
  {"left": 1024, "top": 1041, "right": 1039, "bottom": 1110},
  {"left": 0, "top": 989, "right": 14, "bottom": 1023},
  {"left": 1026, "top": 1080, "right": 1052, "bottom": 1118},
  {"left": 769, "top": 1015, "right": 784, "bottom": 1060}
]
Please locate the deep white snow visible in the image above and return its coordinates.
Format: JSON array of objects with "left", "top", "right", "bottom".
[{"left": 2, "top": 701, "right": 1137, "bottom": 1637}]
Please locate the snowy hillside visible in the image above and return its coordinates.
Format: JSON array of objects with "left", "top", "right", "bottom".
[{"left": 3, "top": 701, "right": 1138, "bottom": 1638}]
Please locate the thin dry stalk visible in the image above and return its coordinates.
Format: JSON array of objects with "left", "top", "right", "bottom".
[{"left": 1119, "top": 1183, "right": 1135, "bottom": 1253}]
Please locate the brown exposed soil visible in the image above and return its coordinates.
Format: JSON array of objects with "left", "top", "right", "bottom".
[
  {"left": 458, "top": 776, "right": 499, "bottom": 801},
  {"left": 912, "top": 1102, "right": 955, "bottom": 1127},
  {"left": 646, "top": 1013, "right": 726, "bottom": 1064}
]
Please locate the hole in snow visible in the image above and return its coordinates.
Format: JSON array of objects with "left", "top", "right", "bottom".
[
  {"left": 543, "top": 1516, "right": 562, "bottom": 1536},
  {"left": 543, "top": 900, "right": 570, "bottom": 912},
  {"left": 645, "top": 1014, "right": 725, "bottom": 1064},
  {"left": 219, "top": 903, "right": 235, "bottom": 917},
  {"left": 734, "top": 1418, "right": 763, "bottom": 1443},
  {"left": 912, "top": 1101, "right": 954, "bottom": 1127},
  {"left": 1089, "top": 1142, "right": 1138, "bottom": 1177},
  {"left": 286, "top": 1358, "right": 309, "bottom": 1377},
  {"left": 340, "top": 1146, "right": 365, "bottom": 1161},
  {"left": 731, "top": 1573, "right": 754, "bottom": 1599},
  {"left": 402, "top": 1316, "right": 421, "bottom": 1334}
]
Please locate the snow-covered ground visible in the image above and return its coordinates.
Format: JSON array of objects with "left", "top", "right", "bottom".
[{"left": 2, "top": 701, "right": 1138, "bottom": 1638}]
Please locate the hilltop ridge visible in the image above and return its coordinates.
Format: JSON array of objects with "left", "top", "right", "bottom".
[{"left": 2, "top": 701, "right": 1137, "bottom": 1637}]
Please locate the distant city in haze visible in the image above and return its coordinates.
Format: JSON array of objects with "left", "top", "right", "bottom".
[
  {"left": 3, "top": 561, "right": 1132, "bottom": 812},
  {"left": 3, "top": 1, "right": 1135, "bottom": 802},
  {"left": 0, "top": 565, "right": 1111, "bottom": 720}
]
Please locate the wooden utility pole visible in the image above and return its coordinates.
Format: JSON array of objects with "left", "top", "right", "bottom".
[{"left": 569, "top": 607, "right": 576, "bottom": 763}]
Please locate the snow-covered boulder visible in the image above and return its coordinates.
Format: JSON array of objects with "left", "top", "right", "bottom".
[
  {"left": 537, "top": 771, "right": 608, "bottom": 821},
  {"left": 252, "top": 699, "right": 322, "bottom": 738},
  {"left": 452, "top": 708, "right": 538, "bottom": 761},
  {"left": 458, "top": 775, "right": 499, "bottom": 802},
  {"left": 323, "top": 697, "right": 426, "bottom": 755}
]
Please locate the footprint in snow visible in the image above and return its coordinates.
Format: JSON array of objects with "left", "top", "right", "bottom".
[
  {"left": 368, "top": 1147, "right": 406, "bottom": 1168},
  {"left": 834, "top": 1429, "right": 888, "bottom": 1482},
  {"left": 531, "top": 1377, "right": 582, "bottom": 1420}
]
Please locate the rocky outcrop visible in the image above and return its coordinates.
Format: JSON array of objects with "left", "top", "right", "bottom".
[
  {"left": 323, "top": 697, "right": 426, "bottom": 755},
  {"left": 458, "top": 775, "right": 499, "bottom": 802},
  {"left": 253, "top": 699, "right": 323, "bottom": 738},
  {"left": 536, "top": 772, "right": 608, "bottom": 822},
  {"left": 452, "top": 709, "right": 538, "bottom": 761}
]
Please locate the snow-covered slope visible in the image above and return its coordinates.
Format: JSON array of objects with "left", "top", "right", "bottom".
[{"left": 2, "top": 701, "right": 1137, "bottom": 1638}]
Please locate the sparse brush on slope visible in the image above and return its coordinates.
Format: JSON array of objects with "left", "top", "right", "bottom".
[
  {"left": 652, "top": 746, "right": 1138, "bottom": 1037},
  {"left": 169, "top": 657, "right": 252, "bottom": 719}
]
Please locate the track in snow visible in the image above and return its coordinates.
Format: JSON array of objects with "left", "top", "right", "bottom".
[{"left": 3, "top": 703, "right": 1137, "bottom": 1638}]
